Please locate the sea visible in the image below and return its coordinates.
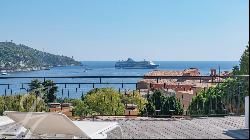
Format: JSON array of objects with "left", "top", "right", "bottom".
[{"left": 0, "top": 61, "right": 239, "bottom": 98}]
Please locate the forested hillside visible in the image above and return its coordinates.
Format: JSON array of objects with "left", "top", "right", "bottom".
[{"left": 0, "top": 41, "right": 81, "bottom": 71}]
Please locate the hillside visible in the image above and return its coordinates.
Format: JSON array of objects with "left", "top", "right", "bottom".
[{"left": 0, "top": 41, "right": 82, "bottom": 71}]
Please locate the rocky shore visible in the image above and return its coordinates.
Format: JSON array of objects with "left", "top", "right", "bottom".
[
  {"left": 0, "top": 63, "right": 83, "bottom": 74},
  {"left": 0, "top": 65, "right": 78, "bottom": 74},
  {"left": 1, "top": 67, "right": 49, "bottom": 73}
]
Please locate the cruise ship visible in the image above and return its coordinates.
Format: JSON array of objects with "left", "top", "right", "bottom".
[{"left": 115, "top": 58, "right": 159, "bottom": 69}]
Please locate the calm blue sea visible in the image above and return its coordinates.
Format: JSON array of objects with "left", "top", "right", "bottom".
[{"left": 0, "top": 61, "right": 239, "bottom": 98}]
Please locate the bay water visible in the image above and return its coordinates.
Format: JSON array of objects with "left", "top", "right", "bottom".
[{"left": 0, "top": 61, "right": 239, "bottom": 98}]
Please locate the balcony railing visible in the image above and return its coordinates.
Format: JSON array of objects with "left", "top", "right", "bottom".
[{"left": 0, "top": 75, "right": 249, "bottom": 117}]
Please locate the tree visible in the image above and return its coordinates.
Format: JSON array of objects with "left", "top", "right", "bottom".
[
  {"left": 0, "top": 93, "right": 47, "bottom": 114},
  {"left": 29, "top": 79, "right": 43, "bottom": 92},
  {"left": 73, "top": 99, "right": 95, "bottom": 117},
  {"left": 141, "top": 90, "right": 183, "bottom": 116},
  {"left": 1, "top": 95, "right": 22, "bottom": 113},
  {"left": 240, "top": 43, "right": 249, "bottom": 75},
  {"left": 73, "top": 100, "right": 86, "bottom": 116},
  {"left": 188, "top": 78, "right": 246, "bottom": 116},
  {"left": 0, "top": 42, "right": 82, "bottom": 71},
  {"left": 162, "top": 96, "right": 183, "bottom": 115},
  {"left": 150, "top": 90, "right": 166, "bottom": 110},
  {"left": 20, "top": 93, "right": 47, "bottom": 112},
  {"left": 239, "top": 43, "right": 249, "bottom": 97},
  {"left": 0, "top": 96, "right": 5, "bottom": 115},
  {"left": 142, "top": 102, "right": 155, "bottom": 116},
  {"left": 29, "top": 79, "right": 58, "bottom": 104},
  {"left": 83, "top": 88, "right": 125, "bottom": 115},
  {"left": 232, "top": 65, "right": 240, "bottom": 75},
  {"left": 42, "top": 80, "right": 58, "bottom": 103},
  {"left": 120, "top": 90, "right": 147, "bottom": 113}
]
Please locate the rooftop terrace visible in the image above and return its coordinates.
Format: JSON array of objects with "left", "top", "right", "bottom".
[
  {"left": 108, "top": 116, "right": 249, "bottom": 139},
  {"left": 0, "top": 116, "right": 248, "bottom": 139}
]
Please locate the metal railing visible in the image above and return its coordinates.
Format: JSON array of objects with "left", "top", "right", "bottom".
[{"left": 0, "top": 75, "right": 249, "bottom": 117}]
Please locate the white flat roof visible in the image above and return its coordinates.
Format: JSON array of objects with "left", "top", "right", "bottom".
[
  {"left": 3, "top": 111, "right": 119, "bottom": 139},
  {"left": 0, "top": 116, "right": 14, "bottom": 126},
  {"left": 73, "top": 121, "right": 118, "bottom": 139}
]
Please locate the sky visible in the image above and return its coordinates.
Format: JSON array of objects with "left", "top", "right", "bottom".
[{"left": 0, "top": 0, "right": 249, "bottom": 61}]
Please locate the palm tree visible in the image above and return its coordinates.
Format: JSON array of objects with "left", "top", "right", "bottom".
[
  {"left": 29, "top": 79, "right": 43, "bottom": 92},
  {"left": 42, "top": 80, "right": 58, "bottom": 103}
]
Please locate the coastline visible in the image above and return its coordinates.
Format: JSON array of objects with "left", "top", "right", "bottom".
[
  {"left": 0, "top": 67, "right": 51, "bottom": 74},
  {"left": 1, "top": 61, "right": 237, "bottom": 76},
  {"left": 0, "top": 64, "right": 81, "bottom": 73}
]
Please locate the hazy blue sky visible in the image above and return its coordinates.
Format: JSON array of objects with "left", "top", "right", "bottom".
[{"left": 0, "top": 0, "right": 249, "bottom": 61}]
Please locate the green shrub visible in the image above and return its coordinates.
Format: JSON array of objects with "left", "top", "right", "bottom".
[
  {"left": 83, "top": 88, "right": 125, "bottom": 115},
  {"left": 20, "top": 93, "right": 47, "bottom": 112},
  {"left": 0, "top": 93, "right": 48, "bottom": 115},
  {"left": 120, "top": 90, "right": 148, "bottom": 113},
  {"left": 141, "top": 90, "right": 183, "bottom": 116},
  {"left": 188, "top": 78, "right": 247, "bottom": 116}
]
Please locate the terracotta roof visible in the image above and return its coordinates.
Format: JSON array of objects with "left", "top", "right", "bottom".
[
  {"left": 144, "top": 68, "right": 200, "bottom": 77},
  {"left": 137, "top": 69, "right": 216, "bottom": 89},
  {"left": 145, "top": 70, "right": 183, "bottom": 76},
  {"left": 138, "top": 79, "right": 204, "bottom": 86}
]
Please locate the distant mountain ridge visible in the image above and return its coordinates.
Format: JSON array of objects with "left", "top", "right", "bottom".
[{"left": 0, "top": 41, "right": 81, "bottom": 71}]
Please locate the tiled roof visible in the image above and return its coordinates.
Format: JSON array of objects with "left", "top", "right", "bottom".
[
  {"left": 138, "top": 69, "right": 214, "bottom": 88},
  {"left": 145, "top": 70, "right": 183, "bottom": 76}
]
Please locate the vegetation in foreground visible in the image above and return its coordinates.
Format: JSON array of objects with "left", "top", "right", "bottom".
[
  {"left": 0, "top": 79, "right": 58, "bottom": 115},
  {"left": 188, "top": 43, "right": 249, "bottom": 116},
  {"left": 141, "top": 90, "right": 183, "bottom": 116},
  {"left": 0, "top": 83, "right": 183, "bottom": 117}
]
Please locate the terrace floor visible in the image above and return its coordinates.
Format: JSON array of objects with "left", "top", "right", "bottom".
[
  {"left": 106, "top": 116, "right": 249, "bottom": 139},
  {"left": 0, "top": 116, "right": 249, "bottom": 139}
]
